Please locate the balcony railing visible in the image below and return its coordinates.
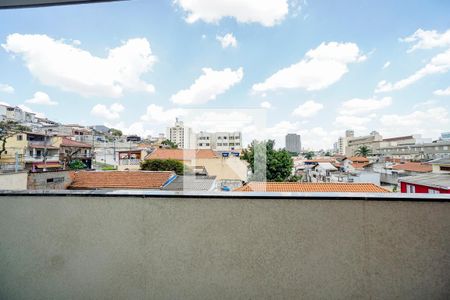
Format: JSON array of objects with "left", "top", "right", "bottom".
[
  {"left": 118, "top": 158, "right": 141, "bottom": 165},
  {"left": 23, "top": 155, "right": 60, "bottom": 162}
]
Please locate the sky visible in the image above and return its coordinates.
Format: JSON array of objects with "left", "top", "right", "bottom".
[{"left": 0, "top": 0, "right": 450, "bottom": 150}]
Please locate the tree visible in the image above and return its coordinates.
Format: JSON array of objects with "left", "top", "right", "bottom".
[
  {"left": 109, "top": 128, "right": 123, "bottom": 137},
  {"left": 242, "top": 140, "right": 294, "bottom": 182},
  {"left": 160, "top": 139, "right": 178, "bottom": 149},
  {"left": 303, "top": 151, "right": 315, "bottom": 160},
  {"left": 0, "top": 121, "right": 29, "bottom": 159},
  {"left": 355, "top": 145, "right": 372, "bottom": 157},
  {"left": 69, "top": 159, "right": 87, "bottom": 170},
  {"left": 141, "top": 159, "right": 186, "bottom": 175}
]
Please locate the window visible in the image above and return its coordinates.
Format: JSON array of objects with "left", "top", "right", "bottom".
[
  {"left": 406, "top": 184, "right": 415, "bottom": 193},
  {"left": 17, "top": 135, "right": 23, "bottom": 141},
  {"left": 428, "top": 189, "right": 440, "bottom": 194}
]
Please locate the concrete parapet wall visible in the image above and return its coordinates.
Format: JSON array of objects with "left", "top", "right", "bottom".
[{"left": 0, "top": 194, "right": 449, "bottom": 299}]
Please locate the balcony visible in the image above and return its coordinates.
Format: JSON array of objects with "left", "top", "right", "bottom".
[
  {"left": 0, "top": 191, "right": 448, "bottom": 299},
  {"left": 118, "top": 158, "right": 141, "bottom": 165},
  {"left": 23, "top": 155, "right": 60, "bottom": 163}
]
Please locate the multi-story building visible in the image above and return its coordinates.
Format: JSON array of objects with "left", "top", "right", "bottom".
[
  {"left": 440, "top": 132, "right": 450, "bottom": 141},
  {"left": 166, "top": 119, "right": 195, "bottom": 149},
  {"left": 285, "top": 133, "right": 301, "bottom": 154},
  {"left": 376, "top": 141, "right": 450, "bottom": 160},
  {"left": 0, "top": 103, "right": 37, "bottom": 125},
  {"left": 196, "top": 131, "right": 242, "bottom": 151}
]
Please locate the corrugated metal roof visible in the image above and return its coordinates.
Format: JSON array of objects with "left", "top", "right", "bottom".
[{"left": 162, "top": 176, "right": 216, "bottom": 191}]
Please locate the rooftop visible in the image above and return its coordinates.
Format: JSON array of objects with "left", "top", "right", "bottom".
[
  {"left": 145, "top": 148, "right": 218, "bottom": 160},
  {"left": 60, "top": 137, "right": 92, "bottom": 148},
  {"left": 234, "top": 182, "right": 389, "bottom": 193},
  {"left": 427, "top": 158, "right": 450, "bottom": 165},
  {"left": 392, "top": 162, "right": 432, "bottom": 173},
  {"left": 162, "top": 175, "right": 216, "bottom": 191},
  {"left": 399, "top": 174, "right": 450, "bottom": 190},
  {"left": 69, "top": 171, "right": 175, "bottom": 190}
]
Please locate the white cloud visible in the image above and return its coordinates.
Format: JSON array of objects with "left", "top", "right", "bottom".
[
  {"left": 252, "top": 42, "right": 365, "bottom": 93},
  {"left": 90, "top": 103, "right": 124, "bottom": 120},
  {"left": 216, "top": 33, "right": 237, "bottom": 48},
  {"left": 382, "top": 61, "right": 391, "bottom": 69},
  {"left": 260, "top": 101, "right": 272, "bottom": 108},
  {"left": 174, "top": 0, "right": 289, "bottom": 27},
  {"left": 18, "top": 104, "right": 46, "bottom": 118},
  {"left": 171, "top": 67, "right": 243, "bottom": 105},
  {"left": 188, "top": 111, "right": 254, "bottom": 132},
  {"left": 25, "top": 91, "right": 58, "bottom": 106},
  {"left": 0, "top": 83, "right": 14, "bottom": 94},
  {"left": 2, "top": 34, "right": 156, "bottom": 98},
  {"left": 292, "top": 100, "right": 323, "bottom": 117},
  {"left": 375, "top": 49, "right": 450, "bottom": 93},
  {"left": 339, "top": 97, "right": 392, "bottom": 115},
  {"left": 434, "top": 87, "right": 450, "bottom": 96},
  {"left": 334, "top": 115, "right": 370, "bottom": 131},
  {"left": 140, "top": 104, "right": 186, "bottom": 123},
  {"left": 401, "top": 28, "right": 450, "bottom": 53},
  {"left": 380, "top": 107, "right": 449, "bottom": 138}
]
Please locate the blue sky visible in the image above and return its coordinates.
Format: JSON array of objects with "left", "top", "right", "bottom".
[{"left": 0, "top": 0, "right": 449, "bottom": 149}]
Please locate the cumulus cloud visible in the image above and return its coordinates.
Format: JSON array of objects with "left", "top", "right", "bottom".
[
  {"left": 382, "top": 61, "right": 391, "bottom": 69},
  {"left": 380, "top": 107, "right": 449, "bottom": 138},
  {"left": 252, "top": 42, "right": 365, "bottom": 93},
  {"left": 2, "top": 34, "right": 156, "bottom": 98},
  {"left": 91, "top": 103, "right": 124, "bottom": 120},
  {"left": 434, "top": 87, "right": 450, "bottom": 96},
  {"left": 292, "top": 100, "right": 324, "bottom": 117},
  {"left": 140, "top": 104, "right": 186, "bottom": 123},
  {"left": 339, "top": 97, "right": 392, "bottom": 115},
  {"left": 188, "top": 111, "right": 254, "bottom": 132},
  {"left": 334, "top": 115, "right": 370, "bottom": 131},
  {"left": 375, "top": 49, "right": 450, "bottom": 93},
  {"left": 174, "top": 0, "right": 289, "bottom": 27},
  {"left": 401, "top": 28, "right": 450, "bottom": 53},
  {"left": 25, "top": 91, "right": 57, "bottom": 106},
  {"left": 216, "top": 33, "right": 237, "bottom": 48},
  {"left": 260, "top": 101, "right": 272, "bottom": 108},
  {"left": 171, "top": 67, "right": 243, "bottom": 105},
  {"left": 0, "top": 83, "right": 14, "bottom": 94}
]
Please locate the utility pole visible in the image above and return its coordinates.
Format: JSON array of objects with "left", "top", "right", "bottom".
[{"left": 43, "top": 129, "right": 48, "bottom": 172}]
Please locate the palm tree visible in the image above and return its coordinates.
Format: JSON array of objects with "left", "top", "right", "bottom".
[
  {"left": 354, "top": 145, "right": 372, "bottom": 157},
  {"left": 303, "top": 151, "right": 314, "bottom": 160}
]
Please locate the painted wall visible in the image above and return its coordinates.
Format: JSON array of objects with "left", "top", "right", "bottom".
[
  {"left": 0, "top": 172, "right": 28, "bottom": 190},
  {"left": 400, "top": 182, "right": 450, "bottom": 194},
  {"left": 0, "top": 195, "right": 449, "bottom": 299},
  {"left": 27, "top": 170, "right": 74, "bottom": 190}
]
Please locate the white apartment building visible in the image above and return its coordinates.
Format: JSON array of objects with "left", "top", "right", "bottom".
[
  {"left": 196, "top": 131, "right": 242, "bottom": 151},
  {"left": 0, "top": 104, "right": 37, "bottom": 124},
  {"left": 166, "top": 119, "right": 195, "bottom": 149}
]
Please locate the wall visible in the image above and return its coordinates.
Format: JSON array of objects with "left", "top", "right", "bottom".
[
  {"left": 27, "top": 170, "right": 74, "bottom": 190},
  {"left": 0, "top": 172, "right": 28, "bottom": 190},
  {"left": 400, "top": 182, "right": 449, "bottom": 194},
  {"left": 0, "top": 194, "right": 449, "bottom": 299}
]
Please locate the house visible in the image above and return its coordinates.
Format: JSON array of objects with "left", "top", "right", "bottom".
[
  {"left": 144, "top": 148, "right": 248, "bottom": 182},
  {"left": 391, "top": 162, "right": 432, "bottom": 174},
  {"left": 398, "top": 174, "right": 450, "bottom": 194},
  {"left": 69, "top": 171, "right": 175, "bottom": 190},
  {"left": 426, "top": 158, "right": 450, "bottom": 173},
  {"left": 117, "top": 149, "right": 149, "bottom": 171},
  {"left": 234, "top": 182, "right": 389, "bottom": 193},
  {"left": 341, "top": 156, "right": 370, "bottom": 172},
  {"left": 58, "top": 137, "right": 93, "bottom": 169}
]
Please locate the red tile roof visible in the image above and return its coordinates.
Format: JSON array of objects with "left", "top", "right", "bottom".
[
  {"left": 60, "top": 138, "right": 92, "bottom": 148},
  {"left": 348, "top": 156, "right": 369, "bottom": 162},
  {"left": 392, "top": 162, "right": 432, "bottom": 173},
  {"left": 69, "top": 171, "right": 174, "bottom": 189},
  {"left": 234, "top": 182, "right": 389, "bottom": 193},
  {"left": 144, "top": 149, "right": 217, "bottom": 160}
]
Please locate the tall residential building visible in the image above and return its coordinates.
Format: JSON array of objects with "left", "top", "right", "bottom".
[
  {"left": 196, "top": 131, "right": 242, "bottom": 151},
  {"left": 285, "top": 133, "right": 301, "bottom": 154},
  {"left": 441, "top": 132, "right": 450, "bottom": 141},
  {"left": 166, "top": 119, "right": 195, "bottom": 149}
]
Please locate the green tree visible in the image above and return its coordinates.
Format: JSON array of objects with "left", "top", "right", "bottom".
[
  {"left": 303, "top": 151, "right": 315, "bottom": 160},
  {"left": 140, "top": 159, "right": 186, "bottom": 175},
  {"left": 69, "top": 159, "right": 87, "bottom": 170},
  {"left": 109, "top": 128, "right": 123, "bottom": 137},
  {"left": 161, "top": 139, "right": 178, "bottom": 149},
  {"left": 242, "top": 140, "right": 294, "bottom": 182},
  {"left": 0, "top": 121, "right": 29, "bottom": 159},
  {"left": 355, "top": 145, "right": 372, "bottom": 157}
]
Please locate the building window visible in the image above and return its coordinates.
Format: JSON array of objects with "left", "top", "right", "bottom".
[
  {"left": 440, "top": 166, "right": 450, "bottom": 171},
  {"left": 428, "top": 189, "right": 440, "bottom": 194},
  {"left": 406, "top": 184, "right": 415, "bottom": 193},
  {"left": 17, "top": 135, "right": 23, "bottom": 141},
  {"left": 444, "top": 146, "right": 448, "bottom": 150}
]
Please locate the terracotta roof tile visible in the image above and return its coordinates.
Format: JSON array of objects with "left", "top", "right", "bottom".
[
  {"left": 144, "top": 149, "right": 217, "bottom": 160},
  {"left": 69, "top": 171, "right": 174, "bottom": 189},
  {"left": 392, "top": 162, "right": 432, "bottom": 173},
  {"left": 234, "top": 182, "right": 389, "bottom": 193},
  {"left": 60, "top": 138, "right": 92, "bottom": 148}
]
